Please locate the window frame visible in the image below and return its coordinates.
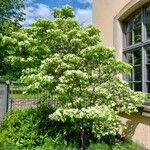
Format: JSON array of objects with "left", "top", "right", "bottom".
[{"left": 123, "top": 4, "right": 150, "bottom": 103}]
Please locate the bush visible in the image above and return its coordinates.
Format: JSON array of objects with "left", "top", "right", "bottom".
[
  {"left": 0, "top": 107, "right": 139, "bottom": 150},
  {"left": 0, "top": 105, "right": 89, "bottom": 149},
  {"left": 0, "top": 105, "right": 88, "bottom": 149},
  {"left": 0, "top": 105, "right": 55, "bottom": 149}
]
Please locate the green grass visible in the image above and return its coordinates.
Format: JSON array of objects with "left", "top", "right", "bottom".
[
  {"left": 9, "top": 85, "right": 49, "bottom": 101},
  {"left": 10, "top": 93, "right": 36, "bottom": 100},
  {"left": 33, "top": 140, "right": 139, "bottom": 150}
]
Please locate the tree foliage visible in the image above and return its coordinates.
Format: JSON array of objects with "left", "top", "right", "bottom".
[
  {"left": 0, "top": 0, "right": 25, "bottom": 79},
  {"left": 1, "top": 6, "right": 145, "bottom": 149},
  {"left": 0, "top": 0, "right": 24, "bottom": 32}
]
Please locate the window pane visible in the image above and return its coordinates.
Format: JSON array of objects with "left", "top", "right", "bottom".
[
  {"left": 134, "top": 27, "right": 141, "bottom": 43},
  {"left": 126, "top": 21, "right": 133, "bottom": 46},
  {"left": 133, "top": 50, "right": 141, "bottom": 65},
  {"left": 147, "top": 65, "right": 150, "bottom": 81},
  {"left": 129, "top": 83, "right": 133, "bottom": 89},
  {"left": 146, "top": 7, "right": 150, "bottom": 39},
  {"left": 128, "top": 72, "right": 133, "bottom": 81},
  {"left": 134, "top": 66, "right": 141, "bottom": 81},
  {"left": 147, "top": 83, "right": 150, "bottom": 93},
  {"left": 133, "top": 12, "right": 141, "bottom": 43},
  {"left": 125, "top": 12, "right": 141, "bottom": 46},
  {"left": 146, "top": 46, "right": 150, "bottom": 63},
  {"left": 134, "top": 82, "right": 142, "bottom": 91},
  {"left": 126, "top": 32, "right": 132, "bottom": 46},
  {"left": 126, "top": 52, "right": 132, "bottom": 64},
  {"left": 133, "top": 13, "right": 141, "bottom": 29},
  {"left": 125, "top": 53, "right": 133, "bottom": 82}
]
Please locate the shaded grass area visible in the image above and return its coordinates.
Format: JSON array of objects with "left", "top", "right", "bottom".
[{"left": 34, "top": 138, "right": 140, "bottom": 150}]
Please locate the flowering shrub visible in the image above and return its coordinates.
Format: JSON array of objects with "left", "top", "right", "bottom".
[{"left": 1, "top": 5, "right": 145, "bottom": 149}]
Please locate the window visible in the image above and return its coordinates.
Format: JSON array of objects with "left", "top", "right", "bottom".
[
  {"left": 123, "top": 4, "right": 150, "bottom": 94},
  {"left": 146, "top": 7, "right": 150, "bottom": 39},
  {"left": 125, "top": 11, "right": 142, "bottom": 46}
]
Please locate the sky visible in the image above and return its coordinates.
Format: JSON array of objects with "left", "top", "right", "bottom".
[{"left": 21, "top": 0, "right": 92, "bottom": 26}]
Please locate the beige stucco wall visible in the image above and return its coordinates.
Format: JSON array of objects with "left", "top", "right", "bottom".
[
  {"left": 120, "top": 114, "right": 150, "bottom": 150},
  {"left": 93, "top": 0, "right": 130, "bottom": 48},
  {"left": 93, "top": 0, "right": 150, "bottom": 150}
]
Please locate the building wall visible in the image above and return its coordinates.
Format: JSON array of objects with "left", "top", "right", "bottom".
[
  {"left": 93, "top": 0, "right": 130, "bottom": 48},
  {"left": 93, "top": 0, "right": 150, "bottom": 149},
  {"left": 120, "top": 114, "right": 150, "bottom": 150}
]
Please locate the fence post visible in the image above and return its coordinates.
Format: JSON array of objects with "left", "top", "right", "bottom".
[
  {"left": 5, "top": 80, "right": 10, "bottom": 112},
  {"left": 0, "top": 81, "right": 10, "bottom": 118}
]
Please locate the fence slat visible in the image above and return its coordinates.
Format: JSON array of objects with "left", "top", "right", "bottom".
[{"left": 0, "top": 81, "right": 9, "bottom": 118}]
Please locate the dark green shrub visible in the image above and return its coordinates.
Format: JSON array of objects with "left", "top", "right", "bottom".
[
  {"left": 0, "top": 105, "right": 83, "bottom": 149},
  {"left": 0, "top": 105, "right": 55, "bottom": 149}
]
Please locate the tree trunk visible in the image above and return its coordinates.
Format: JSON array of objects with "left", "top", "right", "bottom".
[{"left": 79, "top": 129, "right": 85, "bottom": 150}]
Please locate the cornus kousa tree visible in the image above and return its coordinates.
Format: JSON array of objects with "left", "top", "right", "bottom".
[{"left": 1, "top": 5, "right": 145, "bottom": 150}]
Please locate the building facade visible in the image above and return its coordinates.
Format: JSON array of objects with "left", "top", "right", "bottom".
[{"left": 93, "top": 0, "right": 150, "bottom": 149}]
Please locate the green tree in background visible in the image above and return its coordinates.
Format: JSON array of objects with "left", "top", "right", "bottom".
[
  {"left": 0, "top": 0, "right": 25, "bottom": 79},
  {"left": 0, "top": 6, "right": 145, "bottom": 150},
  {"left": 0, "top": 0, "right": 24, "bottom": 34}
]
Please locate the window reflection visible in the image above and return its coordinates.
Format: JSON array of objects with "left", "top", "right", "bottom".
[
  {"left": 146, "top": 7, "right": 150, "bottom": 39},
  {"left": 146, "top": 46, "right": 150, "bottom": 63},
  {"left": 147, "top": 83, "right": 150, "bottom": 93},
  {"left": 147, "top": 65, "right": 150, "bottom": 81},
  {"left": 126, "top": 12, "right": 141, "bottom": 46},
  {"left": 134, "top": 28, "right": 141, "bottom": 43},
  {"left": 134, "top": 66, "right": 141, "bottom": 81},
  {"left": 133, "top": 50, "right": 141, "bottom": 65},
  {"left": 126, "top": 52, "right": 132, "bottom": 64},
  {"left": 125, "top": 50, "right": 142, "bottom": 91},
  {"left": 133, "top": 13, "right": 141, "bottom": 43},
  {"left": 134, "top": 82, "right": 142, "bottom": 91},
  {"left": 146, "top": 46, "right": 150, "bottom": 82},
  {"left": 128, "top": 73, "right": 133, "bottom": 81},
  {"left": 126, "top": 21, "right": 133, "bottom": 45},
  {"left": 126, "top": 53, "right": 133, "bottom": 82}
]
